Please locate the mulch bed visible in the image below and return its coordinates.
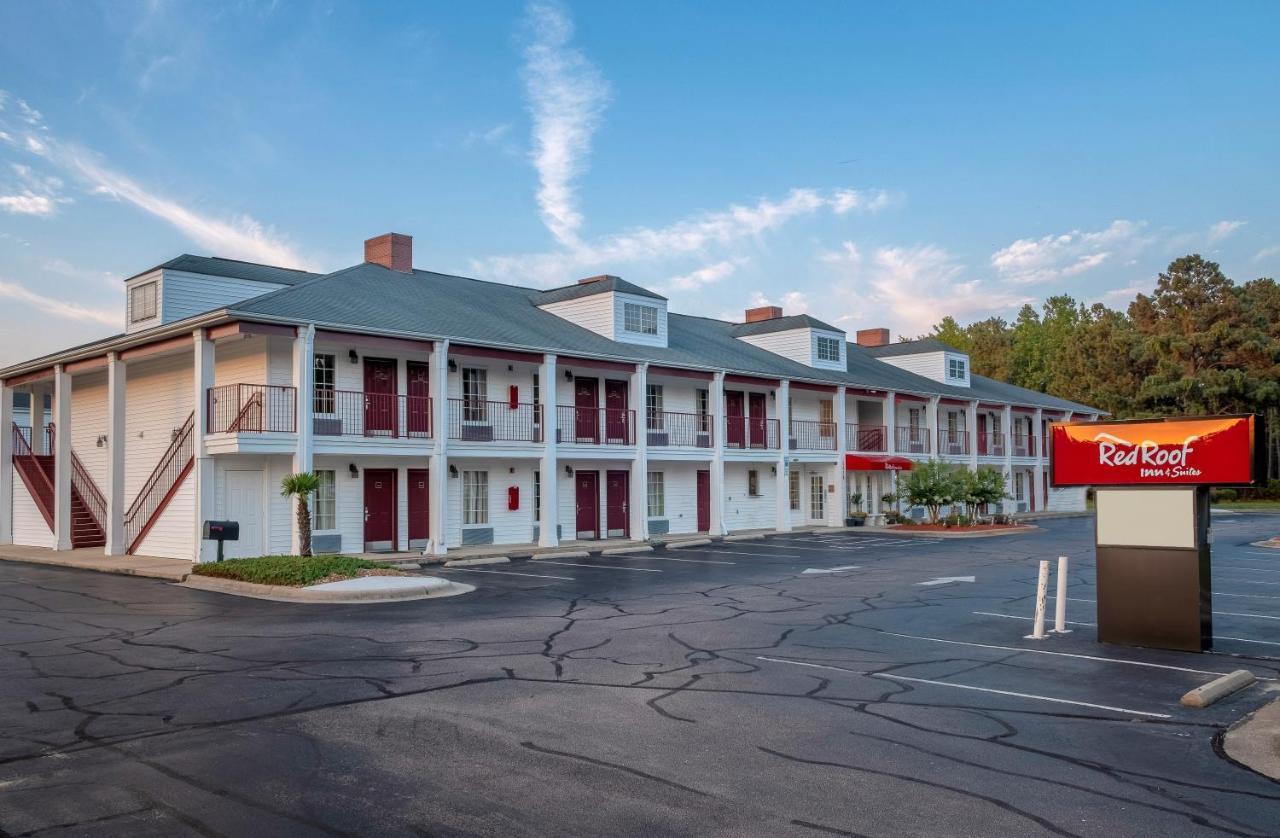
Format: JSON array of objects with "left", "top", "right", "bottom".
[{"left": 889, "top": 523, "right": 1028, "bottom": 533}]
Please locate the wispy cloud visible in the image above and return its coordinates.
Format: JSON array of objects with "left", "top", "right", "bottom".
[
  {"left": 0, "top": 278, "right": 117, "bottom": 326},
  {"left": 1207, "top": 219, "right": 1245, "bottom": 243},
  {"left": 0, "top": 192, "right": 57, "bottom": 216},
  {"left": 0, "top": 162, "right": 71, "bottom": 216},
  {"left": 990, "top": 220, "right": 1147, "bottom": 284},
  {"left": 522, "top": 1, "right": 610, "bottom": 246},
  {"left": 1254, "top": 244, "right": 1280, "bottom": 263},
  {"left": 666, "top": 258, "right": 744, "bottom": 291}
]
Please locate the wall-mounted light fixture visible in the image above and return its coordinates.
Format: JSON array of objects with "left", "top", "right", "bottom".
[
  {"left": 770, "top": 465, "right": 777, "bottom": 475},
  {"left": 564, "top": 370, "right": 573, "bottom": 381},
  {"left": 348, "top": 349, "right": 359, "bottom": 364},
  {"left": 348, "top": 463, "right": 359, "bottom": 478},
  {"left": 507, "top": 364, "right": 514, "bottom": 372},
  {"left": 449, "top": 465, "right": 459, "bottom": 478},
  {"left": 448, "top": 359, "right": 458, "bottom": 373},
  {"left": 96, "top": 434, "right": 107, "bottom": 448},
  {"left": 564, "top": 465, "right": 574, "bottom": 477}
]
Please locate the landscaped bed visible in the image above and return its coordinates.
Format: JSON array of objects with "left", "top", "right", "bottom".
[
  {"left": 190, "top": 555, "right": 404, "bottom": 587},
  {"left": 889, "top": 522, "right": 1030, "bottom": 533}
]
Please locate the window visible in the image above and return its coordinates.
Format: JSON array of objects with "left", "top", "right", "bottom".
[
  {"left": 463, "top": 471, "right": 489, "bottom": 525},
  {"left": 623, "top": 302, "right": 658, "bottom": 335},
  {"left": 908, "top": 408, "right": 921, "bottom": 428},
  {"left": 695, "top": 389, "right": 709, "bottom": 432},
  {"left": 948, "top": 357, "right": 967, "bottom": 380},
  {"left": 810, "top": 474, "right": 825, "bottom": 519},
  {"left": 647, "top": 472, "right": 665, "bottom": 517},
  {"left": 819, "top": 399, "right": 834, "bottom": 437},
  {"left": 747, "top": 469, "right": 760, "bottom": 497},
  {"left": 462, "top": 368, "right": 488, "bottom": 421},
  {"left": 1015, "top": 472, "right": 1025, "bottom": 501},
  {"left": 313, "top": 354, "right": 336, "bottom": 414},
  {"left": 314, "top": 470, "right": 336, "bottom": 531},
  {"left": 789, "top": 470, "right": 801, "bottom": 510},
  {"left": 128, "top": 282, "right": 158, "bottom": 323},
  {"left": 816, "top": 335, "right": 841, "bottom": 362},
  {"left": 533, "top": 471, "right": 541, "bottom": 522},
  {"left": 532, "top": 372, "right": 540, "bottom": 406},
  {"left": 646, "top": 384, "right": 664, "bottom": 430}
]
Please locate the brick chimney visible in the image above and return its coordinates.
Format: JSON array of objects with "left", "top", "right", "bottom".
[
  {"left": 745, "top": 305, "right": 783, "bottom": 323},
  {"left": 364, "top": 233, "right": 413, "bottom": 273},
  {"left": 856, "top": 327, "right": 890, "bottom": 347},
  {"left": 577, "top": 274, "right": 619, "bottom": 285}
]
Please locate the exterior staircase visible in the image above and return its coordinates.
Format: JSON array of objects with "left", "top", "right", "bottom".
[
  {"left": 10, "top": 423, "right": 106, "bottom": 548},
  {"left": 124, "top": 412, "right": 195, "bottom": 555}
]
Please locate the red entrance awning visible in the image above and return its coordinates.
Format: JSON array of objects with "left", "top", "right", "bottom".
[{"left": 845, "top": 453, "right": 914, "bottom": 471}]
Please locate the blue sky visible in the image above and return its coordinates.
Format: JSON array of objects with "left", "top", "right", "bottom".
[{"left": 0, "top": 1, "right": 1277, "bottom": 364}]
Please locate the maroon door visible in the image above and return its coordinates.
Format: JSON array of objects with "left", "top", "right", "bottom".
[
  {"left": 605, "top": 470, "right": 629, "bottom": 538},
  {"left": 408, "top": 468, "right": 429, "bottom": 545},
  {"left": 363, "top": 358, "right": 398, "bottom": 436},
  {"left": 748, "top": 392, "right": 767, "bottom": 448},
  {"left": 725, "top": 390, "right": 745, "bottom": 447},
  {"left": 407, "top": 361, "right": 430, "bottom": 437},
  {"left": 575, "top": 470, "right": 599, "bottom": 539},
  {"left": 363, "top": 469, "right": 397, "bottom": 551},
  {"left": 575, "top": 377, "right": 599, "bottom": 443},
  {"left": 604, "top": 379, "right": 629, "bottom": 444},
  {"left": 977, "top": 413, "right": 987, "bottom": 455},
  {"left": 696, "top": 470, "right": 711, "bottom": 533}
]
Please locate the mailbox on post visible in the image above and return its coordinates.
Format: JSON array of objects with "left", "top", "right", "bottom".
[{"left": 202, "top": 520, "right": 240, "bottom": 563}]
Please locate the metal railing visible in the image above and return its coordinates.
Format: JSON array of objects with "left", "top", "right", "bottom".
[
  {"left": 313, "top": 390, "right": 432, "bottom": 439},
  {"left": 448, "top": 398, "right": 543, "bottom": 442},
  {"left": 846, "top": 423, "right": 887, "bottom": 452},
  {"left": 13, "top": 424, "right": 54, "bottom": 456},
  {"left": 645, "top": 410, "right": 712, "bottom": 448},
  {"left": 10, "top": 422, "right": 53, "bottom": 528},
  {"left": 1012, "top": 433, "right": 1037, "bottom": 458},
  {"left": 556, "top": 405, "right": 635, "bottom": 445},
  {"left": 724, "top": 415, "right": 779, "bottom": 450},
  {"left": 69, "top": 449, "right": 106, "bottom": 536},
  {"left": 124, "top": 412, "right": 195, "bottom": 553},
  {"left": 938, "top": 429, "right": 969, "bottom": 456},
  {"left": 790, "top": 419, "right": 837, "bottom": 451},
  {"left": 977, "top": 431, "right": 1006, "bottom": 457},
  {"left": 895, "top": 426, "right": 930, "bottom": 454},
  {"left": 208, "top": 384, "right": 297, "bottom": 434}
]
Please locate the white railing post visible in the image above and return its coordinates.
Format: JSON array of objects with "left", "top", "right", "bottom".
[
  {"left": 1026, "top": 559, "right": 1050, "bottom": 640},
  {"left": 1052, "top": 555, "right": 1071, "bottom": 634}
]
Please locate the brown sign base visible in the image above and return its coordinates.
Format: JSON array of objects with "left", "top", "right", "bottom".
[{"left": 1096, "top": 543, "right": 1212, "bottom": 652}]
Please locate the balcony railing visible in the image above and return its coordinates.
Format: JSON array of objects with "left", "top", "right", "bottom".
[
  {"left": 13, "top": 424, "right": 54, "bottom": 456},
  {"left": 556, "top": 405, "right": 635, "bottom": 445},
  {"left": 645, "top": 410, "right": 712, "bottom": 448},
  {"left": 847, "top": 423, "right": 887, "bottom": 452},
  {"left": 208, "top": 384, "right": 297, "bottom": 434},
  {"left": 313, "top": 390, "right": 432, "bottom": 439},
  {"left": 938, "top": 429, "right": 969, "bottom": 456},
  {"left": 895, "top": 426, "right": 930, "bottom": 455},
  {"left": 789, "top": 419, "right": 836, "bottom": 451},
  {"left": 977, "top": 431, "right": 1006, "bottom": 457},
  {"left": 1012, "top": 433, "right": 1037, "bottom": 458},
  {"left": 724, "top": 415, "right": 779, "bottom": 450},
  {"left": 448, "top": 398, "right": 542, "bottom": 443}
]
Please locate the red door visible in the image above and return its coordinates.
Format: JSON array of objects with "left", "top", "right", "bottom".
[
  {"left": 363, "top": 469, "right": 397, "bottom": 551},
  {"left": 363, "top": 358, "right": 398, "bottom": 436},
  {"left": 604, "top": 380, "right": 629, "bottom": 444},
  {"left": 408, "top": 468, "right": 429, "bottom": 545},
  {"left": 575, "top": 377, "right": 599, "bottom": 443},
  {"left": 407, "top": 361, "right": 430, "bottom": 437},
  {"left": 977, "top": 413, "right": 987, "bottom": 455},
  {"left": 696, "top": 470, "right": 711, "bottom": 532},
  {"left": 606, "top": 470, "right": 629, "bottom": 538},
  {"left": 575, "top": 471, "right": 599, "bottom": 539},
  {"left": 725, "top": 390, "right": 745, "bottom": 447},
  {"left": 748, "top": 392, "right": 767, "bottom": 448}
]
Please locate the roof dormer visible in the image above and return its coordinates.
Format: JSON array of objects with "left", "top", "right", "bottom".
[
  {"left": 862, "top": 333, "right": 971, "bottom": 387},
  {"left": 731, "top": 306, "right": 847, "bottom": 371},
  {"left": 534, "top": 275, "right": 669, "bottom": 347}
]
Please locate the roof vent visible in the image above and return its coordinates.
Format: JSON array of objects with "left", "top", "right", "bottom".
[
  {"left": 856, "top": 328, "right": 890, "bottom": 347},
  {"left": 577, "top": 274, "right": 619, "bottom": 286},
  {"left": 744, "top": 305, "right": 782, "bottom": 323},
  {"left": 364, "top": 233, "right": 413, "bottom": 273}
]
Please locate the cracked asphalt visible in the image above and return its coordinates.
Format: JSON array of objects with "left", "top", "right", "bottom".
[{"left": 4, "top": 514, "right": 1280, "bottom": 837}]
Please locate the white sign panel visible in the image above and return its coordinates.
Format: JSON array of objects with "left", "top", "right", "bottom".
[{"left": 1095, "top": 488, "right": 1197, "bottom": 549}]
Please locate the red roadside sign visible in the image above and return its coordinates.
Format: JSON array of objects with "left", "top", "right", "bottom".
[{"left": 1050, "top": 415, "right": 1260, "bottom": 487}]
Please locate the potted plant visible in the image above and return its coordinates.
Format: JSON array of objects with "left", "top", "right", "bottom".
[{"left": 846, "top": 492, "right": 867, "bottom": 527}]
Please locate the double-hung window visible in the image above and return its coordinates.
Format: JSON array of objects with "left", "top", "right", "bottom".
[
  {"left": 313, "top": 354, "right": 336, "bottom": 414},
  {"left": 463, "top": 471, "right": 489, "bottom": 525},
  {"left": 462, "top": 368, "right": 488, "bottom": 421},
  {"left": 948, "top": 357, "right": 967, "bottom": 380},
  {"left": 816, "top": 335, "right": 841, "bottom": 363},
  {"left": 695, "top": 389, "right": 709, "bottom": 433},
  {"left": 128, "top": 281, "right": 158, "bottom": 323},
  {"left": 789, "top": 470, "right": 801, "bottom": 511},
  {"left": 313, "top": 470, "right": 336, "bottom": 531},
  {"left": 646, "top": 384, "right": 664, "bottom": 430},
  {"left": 623, "top": 303, "right": 658, "bottom": 335},
  {"left": 647, "top": 472, "right": 665, "bottom": 517}
]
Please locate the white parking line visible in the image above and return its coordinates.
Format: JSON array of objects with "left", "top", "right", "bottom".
[
  {"left": 691, "top": 549, "right": 809, "bottom": 560},
  {"left": 536, "top": 561, "right": 662, "bottom": 573},
  {"left": 1215, "top": 566, "right": 1280, "bottom": 575},
  {"left": 975, "top": 611, "right": 1098, "bottom": 627},
  {"left": 631, "top": 555, "right": 735, "bottom": 565},
  {"left": 444, "top": 568, "right": 575, "bottom": 581},
  {"left": 756, "top": 655, "right": 1172, "bottom": 719}
]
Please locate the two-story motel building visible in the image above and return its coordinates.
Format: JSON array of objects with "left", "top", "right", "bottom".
[{"left": 0, "top": 234, "right": 1099, "bottom": 562}]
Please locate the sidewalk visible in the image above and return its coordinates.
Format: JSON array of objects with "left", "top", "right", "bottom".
[{"left": 0, "top": 545, "right": 191, "bottom": 581}]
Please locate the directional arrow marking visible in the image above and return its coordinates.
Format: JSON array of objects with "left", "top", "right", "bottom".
[
  {"left": 917, "top": 576, "right": 976, "bottom": 586},
  {"left": 802, "top": 565, "right": 863, "bottom": 574}
]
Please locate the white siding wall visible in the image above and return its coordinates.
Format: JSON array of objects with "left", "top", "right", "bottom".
[
  {"left": 646, "top": 462, "right": 700, "bottom": 535},
  {"left": 135, "top": 472, "right": 194, "bottom": 560},
  {"left": 214, "top": 335, "right": 268, "bottom": 386},
  {"left": 124, "top": 354, "right": 195, "bottom": 502},
  {"left": 159, "top": 271, "right": 286, "bottom": 326},
  {"left": 882, "top": 351, "right": 946, "bottom": 382},
  {"left": 70, "top": 371, "right": 108, "bottom": 485},
  {"left": 738, "top": 329, "right": 811, "bottom": 366},
  {"left": 723, "top": 463, "right": 776, "bottom": 532},
  {"left": 448, "top": 459, "right": 537, "bottom": 548},
  {"left": 538, "top": 294, "right": 617, "bottom": 340},
  {"left": 11, "top": 472, "right": 55, "bottom": 548},
  {"left": 557, "top": 460, "right": 633, "bottom": 541}
]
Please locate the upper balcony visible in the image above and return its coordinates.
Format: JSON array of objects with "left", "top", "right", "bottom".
[
  {"left": 846, "top": 423, "right": 887, "bottom": 453},
  {"left": 789, "top": 419, "right": 836, "bottom": 451},
  {"left": 208, "top": 384, "right": 298, "bottom": 434},
  {"left": 449, "top": 398, "right": 542, "bottom": 443},
  {"left": 1012, "top": 433, "right": 1038, "bottom": 458},
  {"left": 725, "top": 415, "right": 779, "bottom": 451},
  {"left": 976, "top": 431, "right": 1006, "bottom": 457},
  {"left": 646, "top": 410, "right": 712, "bottom": 449},
  {"left": 314, "top": 389, "right": 432, "bottom": 440},
  {"left": 937, "top": 429, "right": 970, "bottom": 457},
  {"left": 895, "top": 426, "right": 930, "bottom": 455},
  {"left": 555, "top": 405, "right": 635, "bottom": 446}
]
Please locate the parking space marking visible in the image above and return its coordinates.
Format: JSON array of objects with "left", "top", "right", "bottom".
[
  {"left": 757, "top": 655, "right": 1173, "bottom": 719},
  {"left": 975, "top": 611, "right": 1098, "bottom": 627},
  {"left": 690, "top": 549, "right": 812, "bottom": 560},
  {"left": 1215, "top": 566, "right": 1280, "bottom": 575},
  {"left": 1216, "top": 636, "right": 1280, "bottom": 648},
  {"left": 443, "top": 568, "right": 576, "bottom": 581},
  {"left": 536, "top": 561, "right": 662, "bottom": 573},
  {"left": 630, "top": 555, "right": 736, "bottom": 565}
]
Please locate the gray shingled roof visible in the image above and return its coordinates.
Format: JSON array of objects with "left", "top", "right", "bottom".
[
  {"left": 534, "top": 274, "right": 666, "bottom": 305},
  {"left": 729, "top": 314, "right": 842, "bottom": 337},
  {"left": 124, "top": 254, "right": 320, "bottom": 286},
  {"left": 866, "top": 336, "right": 963, "bottom": 358}
]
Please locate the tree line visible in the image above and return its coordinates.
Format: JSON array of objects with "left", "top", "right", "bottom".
[{"left": 923, "top": 255, "right": 1280, "bottom": 486}]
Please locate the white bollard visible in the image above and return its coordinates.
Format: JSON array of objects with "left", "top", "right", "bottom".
[
  {"left": 1051, "top": 555, "right": 1071, "bottom": 634},
  {"left": 1025, "top": 559, "right": 1050, "bottom": 640}
]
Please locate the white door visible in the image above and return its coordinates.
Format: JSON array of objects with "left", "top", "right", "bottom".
[
  {"left": 223, "top": 470, "right": 264, "bottom": 559},
  {"left": 810, "top": 473, "right": 825, "bottom": 521}
]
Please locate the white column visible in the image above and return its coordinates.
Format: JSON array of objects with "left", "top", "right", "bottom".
[
  {"left": 291, "top": 325, "right": 315, "bottom": 554},
  {"left": 1002, "top": 403, "right": 1014, "bottom": 514},
  {"left": 775, "top": 379, "right": 791, "bottom": 533},
  {"left": 192, "top": 329, "right": 216, "bottom": 561},
  {"left": 884, "top": 392, "right": 896, "bottom": 455},
  {"left": 834, "top": 385, "right": 847, "bottom": 526},
  {"left": 927, "top": 395, "right": 940, "bottom": 459},
  {"left": 968, "top": 399, "right": 979, "bottom": 470},
  {"left": 1032, "top": 407, "right": 1045, "bottom": 512},
  {"left": 52, "top": 365, "right": 72, "bottom": 551},
  {"left": 710, "top": 371, "right": 727, "bottom": 536},
  {"left": 429, "top": 340, "right": 450, "bottom": 555},
  {"left": 629, "top": 362, "right": 648, "bottom": 542},
  {"left": 0, "top": 381, "right": 13, "bottom": 546},
  {"left": 104, "top": 353, "right": 127, "bottom": 555},
  {"left": 538, "top": 353, "right": 559, "bottom": 547}
]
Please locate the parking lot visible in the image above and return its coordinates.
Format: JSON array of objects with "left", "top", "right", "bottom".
[{"left": 3, "top": 513, "right": 1280, "bottom": 837}]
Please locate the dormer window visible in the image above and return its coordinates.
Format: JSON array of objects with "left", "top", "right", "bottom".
[
  {"left": 948, "top": 357, "right": 967, "bottom": 380},
  {"left": 129, "top": 281, "right": 158, "bottom": 323},
  {"left": 816, "top": 336, "right": 842, "bottom": 363},
  {"left": 623, "top": 302, "right": 658, "bottom": 335}
]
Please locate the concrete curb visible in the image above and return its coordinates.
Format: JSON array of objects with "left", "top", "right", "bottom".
[
  {"left": 601, "top": 545, "right": 654, "bottom": 555},
  {"left": 0, "top": 552, "right": 190, "bottom": 581},
  {"left": 1223, "top": 698, "right": 1280, "bottom": 780},
  {"left": 181, "top": 574, "right": 473, "bottom": 603},
  {"left": 1181, "top": 670, "right": 1256, "bottom": 708},
  {"left": 531, "top": 550, "right": 591, "bottom": 560},
  {"left": 871, "top": 525, "right": 1041, "bottom": 540},
  {"left": 444, "top": 557, "right": 510, "bottom": 567},
  {"left": 666, "top": 538, "right": 713, "bottom": 549},
  {"left": 723, "top": 533, "right": 765, "bottom": 542}
]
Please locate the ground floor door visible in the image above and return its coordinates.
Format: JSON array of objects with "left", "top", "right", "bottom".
[
  {"left": 364, "top": 469, "right": 397, "bottom": 551},
  {"left": 605, "top": 469, "right": 629, "bottom": 538},
  {"left": 575, "top": 470, "right": 599, "bottom": 540},
  {"left": 408, "top": 468, "right": 429, "bottom": 548},
  {"left": 222, "top": 470, "right": 263, "bottom": 558},
  {"left": 748, "top": 392, "right": 767, "bottom": 447},
  {"left": 810, "top": 473, "right": 825, "bottom": 521},
  {"left": 696, "top": 469, "right": 711, "bottom": 532}
]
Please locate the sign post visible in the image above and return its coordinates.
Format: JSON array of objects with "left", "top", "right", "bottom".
[{"left": 1049, "top": 415, "right": 1263, "bottom": 653}]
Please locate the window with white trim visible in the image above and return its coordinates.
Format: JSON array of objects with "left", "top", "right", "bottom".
[
  {"left": 1014, "top": 472, "right": 1025, "bottom": 501},
  {"left": 462, "top": 368, "right": 488, "bottom": 421},
  {"left": 313, "top": 354, "right": 336, "bottom": 414},
  {"left": 623, "top": 302, "right": 658, "bottom": 335},
  {"left": 948, "top": 357, "right": 967, "bottom": 380},
  {"left": 314, "top": 470, "right": 336, "bottom": 531},
  {"left": 647, "top": 472, "right": 664, "bottom": 517},
  {"left": 696, "top": 388, "right": 710, "bottom": 432},
  {"left": 789, "top": 470, "right": 801, "bottom": 510},
  {"left": 533, "top": 471, "right": 541, "bottom": 522},
  {"left": 810, "top": 474, "right": 825, "bottom": 519},
  {"left": 463, "top": 471, "right": 489, "bottom": 525},
  {"left": 816, "top": 335, "right": 841, "bottom": 362},
  {"left": 128, "top": 282, "right": 158, "bottom": 323},
  {"left": 819, "top": 399, "right": 834, "bottom": 437},
  {"left": 646, "top": 384, "right": 664, "bottom": 430},
  {"left": 748, "top": 469, "right": 760, "bottom": 497}
]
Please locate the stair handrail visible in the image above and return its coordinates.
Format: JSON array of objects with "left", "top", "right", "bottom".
[
  {"left": 11, "top": 422, "right": 54, "bottom": 528},
  {"left": 123, "top": 412, "right": 195, "bottom": 552},
  {"left": 227, "top": 388, "right": 263, "bottom": 433},
  {"left": 69, "top": 451, "right": 107, "bottom": 536}
]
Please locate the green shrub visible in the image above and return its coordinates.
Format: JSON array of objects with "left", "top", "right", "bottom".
[
  {"left": 191, "top": 555, "right": 393, "bottom": 587},
  {"left": 1211, "top": 488, "right": 1238, "bottom": 503}
]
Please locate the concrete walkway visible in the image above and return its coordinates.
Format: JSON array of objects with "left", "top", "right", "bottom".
[{"left": 0, "top": 545, "right": 191, "bottom": 581}]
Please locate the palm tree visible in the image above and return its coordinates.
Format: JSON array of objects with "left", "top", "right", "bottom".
[{"left": 280, "top": 472, "right": 321, "bottom": 557}]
